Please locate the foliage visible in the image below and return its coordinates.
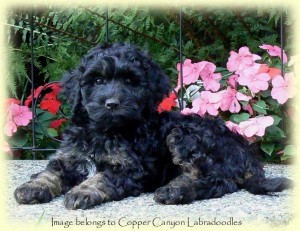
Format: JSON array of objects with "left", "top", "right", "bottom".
[{"left": 4, "top": 5, "right": 294, "bottom": 160}]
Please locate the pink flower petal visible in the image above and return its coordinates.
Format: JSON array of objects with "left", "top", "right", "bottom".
[
  {"left": 236, "top": 92, "right": 251, "bottom": 101},
  {"left": 271, "top": 87, "right": 288, "bottom": 104},
  {"left": 271, "top": 73, "right": 295, "bottom": 104},
  {"left": 4, "top": 120, "right": 17, "bottom": 136},
  {"left": 259, "top": 44, "right": 288, "bottom": 64},
  {"left": 271, "top": 75, "right": 285, "bottom": 87},
  {"left": 9, "top": 104, "right": 33, "bottom": 127},
  {"left": 227, "top": 46, "right": 261, "bottom": 74},
  {"left": 255, "top": 116, "right": 274, "bottom": 136},
  {"left": 242, "top": 124, "right": 259, "bottom": 138},
  {"left": 176, "top": 59, "right": 202, "bottom": 88},
  {"left": 228, "top": 75, "right": 238, "bottom": 88},
  {"left": 206, "top": 104, "right": 219, "bottom": 116},
  {"left": 229, "top": 98, "right": 241, "bottom": 113}
]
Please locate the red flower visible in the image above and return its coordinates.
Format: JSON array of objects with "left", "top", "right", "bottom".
[
  {"left": 47, "top": 83, "right": 61, "bottom": 95},
  {"left": 157, "top": 93, "right": 177, "bottom": 113},
  {"left": 25, "top": 83, "right": 61, "bottom": 107},
  {"left": 25, "top": 86, "right": 44, "bottom": 107},
  {"left": 258, "top": 64, "right": 282, "bottom": 79},
  {"left": 6, "top": 98, "right": 21, "bottom": 107},
  {"left": 50, "top": 119, "right": 67, "bottom": 129},
  {"left": 40, "top": 92, "right": 61, "bottom": 114}
]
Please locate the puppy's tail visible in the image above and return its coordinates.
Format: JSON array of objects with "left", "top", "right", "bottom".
[{"left": 243, "top": 176, "right": 293, "bottom": 195}]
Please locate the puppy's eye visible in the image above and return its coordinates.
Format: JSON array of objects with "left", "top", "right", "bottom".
[
  {"left": 95, "top": 78, "right": 104, "bottom": 85},
  {"left": 125, "top": 78, "right": 133, "bottom": 84}
]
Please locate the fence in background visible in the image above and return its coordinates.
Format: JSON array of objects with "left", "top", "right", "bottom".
[{"left": 7, "top": 7, "right": 286, "bottom": 159}]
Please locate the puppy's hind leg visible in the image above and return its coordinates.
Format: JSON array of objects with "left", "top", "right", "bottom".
[
  {"left": 154, "top": 174, "right": 239, "bottom": 204},
  {"left": 154, "top": 127, "right": 239, "bottom": 204}
]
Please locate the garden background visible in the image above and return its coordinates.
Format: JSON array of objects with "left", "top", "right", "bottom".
[{"left": 3, "top": 5, "right": 296, "bottom": 162}]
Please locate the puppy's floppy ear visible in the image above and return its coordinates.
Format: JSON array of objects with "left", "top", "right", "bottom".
[
  {"left": 60, "top": 66, "right": 84, "bottom": 114},
  {"left": 146, "top": 60, "right": 172, "bottom": 105}
]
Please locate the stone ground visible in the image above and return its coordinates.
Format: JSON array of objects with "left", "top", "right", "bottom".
[{"left": 4, "top": 160, "right": 295, "bottom": 229}]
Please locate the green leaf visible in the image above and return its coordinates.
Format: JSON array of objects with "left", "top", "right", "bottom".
[
  {"left": 280, "top": 145, "right": 295, "bottom": 161},
  {"left": 271, "top": 115, "right": 282, "bottom": 126},
  {"left": 10, "top": 131, "right": 29, "bottom": 147},
  {"left": 34, "top": 123, "right": 46, "bottom": 134},
  {"left": 47, "top": 128, "right": 58, "bottom": 137},
  {"left": 216, "top": 67, "right": 228, "bottom": 72},
  {"left": 259, "top": 90, "right": 271, "bottom": 98},
  {"left": 261, "top": 142, "right": 275, "bottom": 156},
  {"left": 37, "top": 111, "right": 55, "bottom": 122},
  {"left": 34, "top": 132, "right": 44, "bottom": 140},
  {"left": 252, "top": 100, "right": 267, "bottom": 114},
  {"left": 230, "top": 113, "right": 250, "bottom": 123},
  {"left": 266, "top": 97, "right": 280, "bottom": 107},
  {"left": 265, "top": 125, "right": 286, "bottom": 141},
  {"left": 35, "top": 108, "right": 46, "bottom": 115}
]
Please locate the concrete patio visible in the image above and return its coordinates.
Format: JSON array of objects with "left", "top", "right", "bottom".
[{"left": 4, "top": 160, "right": 295, "bottom": 229}]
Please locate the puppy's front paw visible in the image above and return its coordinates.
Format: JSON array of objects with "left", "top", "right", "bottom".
[
  {"left": 154, "top": 185, "right": 196, "bottom": 205},
  {"left": 14, "top": 181, "right": 52, "bottom": 204},
  {"left": 64, "top": 186, "right": 103, "bottom": 210}
]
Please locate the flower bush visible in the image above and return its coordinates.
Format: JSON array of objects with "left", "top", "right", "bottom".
[
  {"left": 3, "top": 83, "right": 69, "bottom": 159},
  {"left": 3, "top": 44, "right": 296, "bottom": 162},
  {"left": 159, "top": 44, "right": 296, "bottom": 162}
]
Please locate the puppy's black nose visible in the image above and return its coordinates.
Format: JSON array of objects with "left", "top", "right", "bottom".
[{"left": 105, "top": 98, "right": 120, "bottom": 109}]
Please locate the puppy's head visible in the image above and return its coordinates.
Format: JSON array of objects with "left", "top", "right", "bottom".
[{"left": 61, "top": 43, "right": 171, "bottom": 129}]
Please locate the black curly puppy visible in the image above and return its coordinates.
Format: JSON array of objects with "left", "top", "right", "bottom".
[{"left": 14, "top": 43, "right": 292, "bottom": 210}]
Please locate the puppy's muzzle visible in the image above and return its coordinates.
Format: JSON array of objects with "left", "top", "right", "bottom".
[{"left": 105, "top": 98, "right": 120, "bottom": 109}]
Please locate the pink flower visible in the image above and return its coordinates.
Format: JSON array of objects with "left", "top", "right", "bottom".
[
  {"left": 196, "top": 61, "right": 222, "bottom": 92},
  {"left": 225, "top": 121, "right": 241, "bottom": 134},
  {"left": 259, "top": 44, "right": 288, "bottom": 64},
  {"left": 175, "top": 59, "right": 202, "bottom": 91},
  {"left": 4, "top": 117, "right": 17, "bottom": 137},
  {"left": 242, "top": 104, "right": 254, "bottom": 116},
  {"left": 226, "top": 46, "right": 261, "bottom": 74},
  {"left": 238, "top": 64, "right": 271, "bottom": 94},
  {"left": 9, "top": 104, "right": 33, "bottom": 126},
  {"left": 202, "top": 73, "right": 222, "bottom": 92},
  {"left": 198, "top": 61, "right": 216, "bottom": 78},
  {"left": 4, "top": 104, "right": 33, "bottom": 136},
  {"left": 227, "top": 75, "right": 239, "bottom": 89},
  {"left": 220, "top": 87, "right": 252, "bottom": 113},
  {"left": 182, "top": 91, "right": 222, "bottom": 116},
  {"left": 271, "top": 73, "right": 296, "bottom": 104},
  {"left": 199, "top": 91, "right": 223, "bottom": 116},
  {"left": 181, "top": 98, "right": 202, "bottom": 115},
  {"left": 238, "top": 116, "right": 274, "bottom": 138},
  {"left": 226, "top": 116, "right": 274, "bottom": 141}
]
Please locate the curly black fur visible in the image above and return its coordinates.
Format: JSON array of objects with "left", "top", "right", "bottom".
[{"left": 14, "top": 43, "right": 293, "bottom": 210}]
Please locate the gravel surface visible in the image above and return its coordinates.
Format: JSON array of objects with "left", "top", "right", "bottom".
[{"left": 5, "top": 160, "right": 294, "bottom": 228}]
